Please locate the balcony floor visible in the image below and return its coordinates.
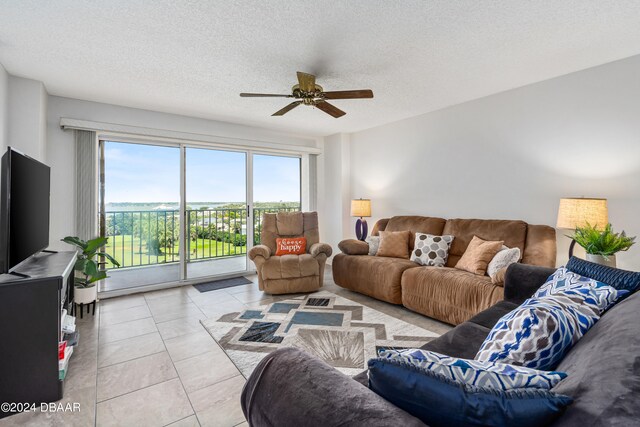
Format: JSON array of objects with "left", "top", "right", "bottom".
[{"left": 101, "top": 256, "right": 248, "bottom": 293}]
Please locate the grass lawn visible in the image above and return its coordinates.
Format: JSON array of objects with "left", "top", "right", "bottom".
[{"left": 104, "top": 234, "right": 247, "bottom": 268}]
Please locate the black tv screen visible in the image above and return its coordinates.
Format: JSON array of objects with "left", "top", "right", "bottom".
[{"left": 0, "top": 147, "right": 51, "bottom": 273}]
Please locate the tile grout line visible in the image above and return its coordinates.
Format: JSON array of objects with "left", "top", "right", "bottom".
[{"left": 156, "top": 286, "right": 201, "bottom": 425}]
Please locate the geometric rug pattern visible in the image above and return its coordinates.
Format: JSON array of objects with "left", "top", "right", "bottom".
[{"left": 200, "top": 291, "right": 441, "bottom": 377}]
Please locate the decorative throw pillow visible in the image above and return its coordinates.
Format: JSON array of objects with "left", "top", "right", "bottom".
[
  {"left": 368, "top": 358, "right": 572, "bottom": 427},
  {"left": 379, "top": 349, "right": 567, "bottom": 390},
  {"left": 275, "top": 237, "right": 307, "bottom": 256},
  {"left": 534, "top": 267, "right": 629, "bottom": 313},
  {"left": 487, "top": 246, "right": 521, "bottom": 281},
  {"left": 475, "top": 294, "right": 601, "bottom": 370},
  {"left": 410, "top": 234, "right": 454, "bottom": 267},
  {"left": 365, "top": 236, "right": 380, "bottom": 256},
  {"left": 376, "top": 231, "right": 411, "bottom": 259},
  {"left": 455, "top": 236, "right": 504, "bottom": 275},
  {"left": 566, "top": 256, "right": 640, "bottom": 293}
]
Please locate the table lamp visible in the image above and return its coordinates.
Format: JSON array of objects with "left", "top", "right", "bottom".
[
  {"left": 351, "top": 198, "right": 371, "bottom": 241},
  {"left": 556, "top": 197, "right": 608, "bottom": 257}
]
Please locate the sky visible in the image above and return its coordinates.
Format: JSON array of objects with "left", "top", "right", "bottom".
[{"left": 104, "top": 141, "right": 301, "bottom": 203}]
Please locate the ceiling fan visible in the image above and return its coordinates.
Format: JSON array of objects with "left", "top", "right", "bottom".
[{"left": 240, "top": 71, "right": 373, "bottom": 118}]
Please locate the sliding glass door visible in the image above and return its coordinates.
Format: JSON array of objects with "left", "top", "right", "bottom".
[
  {"left": 184, "top": 148, "right": 247, "bottom": 280},
  {"left": 100, "top": 142, "right": 182, "bottom": 291},
  {"left": 99, "top": 141, "right": 302, "bottom": 292}
]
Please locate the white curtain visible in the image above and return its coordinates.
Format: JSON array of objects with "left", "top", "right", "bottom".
[{"left": 75, "top": 130, "right": 97, "bottom": 240}]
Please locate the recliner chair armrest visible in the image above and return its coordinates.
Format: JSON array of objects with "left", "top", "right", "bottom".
[
  {"left": 309, "top": 243, "right": 332, "bottom": 258},
  {"left": 504, "top": 263, "right": 556, "bottom": 304},
  {"left": 249, "top": 244, "right": 271, "bottom": 261},
  {"left": 338, "top": 239, "right": 369, "bottom": 255}
]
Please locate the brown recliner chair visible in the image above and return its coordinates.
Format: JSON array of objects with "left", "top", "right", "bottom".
[{"left": 249, "top": 211, "right": 332, "bottom": 294}]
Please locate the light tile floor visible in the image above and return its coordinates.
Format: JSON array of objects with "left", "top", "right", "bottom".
[{"left": 1, "top": 267, "right": 451, "bottom": 426}]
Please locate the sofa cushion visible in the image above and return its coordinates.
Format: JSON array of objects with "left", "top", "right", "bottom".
[
  {"left": 467, "top": 300, "right": 518, "bottom": 329},
  {"left": 443, "top": 219, "right": 528, "bottom": 267},
  {"left": 455, "top": 236, "right": 504, "bottom": 275},
  {"left": 276, "top": 211, "right": 303, "bottom": 235},
  {"left": 566, "top": 256, "right": 640, "bottom": 292},
  {"left": 522, "top": 224, "right": 557, "bottom": 267},
  {"left": 377, "top": 230, "right": 411, "bottom": 259},
  {"left": 332, "top": 254, "right": 419, "bottom": 304},
  {"left": 368, "top": 358, "right": 572, "bottom": 427},
  {"left": 402, "top": 267, "right": 504, "bottom": 325},
  {"left": 261, "top": 254, "right": 319, "bottom": 280},
  {"left": 421, "top": 322, "right": 491, "bottom": 359},
  {"left": 384, "top": 216, "right": 447, "bottom": 250},
  {"left": 551, "top": 290, "right": 640, "bottom": 426}
]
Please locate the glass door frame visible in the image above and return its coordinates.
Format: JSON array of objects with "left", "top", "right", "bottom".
[{"left": 99, "top": 135, "right": 307, "bottom": 287}]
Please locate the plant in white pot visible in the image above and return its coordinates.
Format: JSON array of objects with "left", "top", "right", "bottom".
[
  {"left": 61, "top": 236, "right": 120, "bottom": 304},
  {"left": 571, "top": 223, "right": 636, "bottom": 267}
]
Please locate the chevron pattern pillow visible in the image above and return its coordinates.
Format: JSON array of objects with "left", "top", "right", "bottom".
[
  {"left": 475, "top": 294, "right": 601, "bottom": 370},
  {"left": 379, "top": 349, "right": 567, "bottom": 390},
  {"left": 534, "top": 267, "right": 629, "bottom": 312}
]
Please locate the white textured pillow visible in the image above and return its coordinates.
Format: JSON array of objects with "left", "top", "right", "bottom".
[
  {"left": 487, "top": 246, "right": 520, "bottom": 280},
  {"left": 366, "top": 236, "right": 381, "bottom": 256}
]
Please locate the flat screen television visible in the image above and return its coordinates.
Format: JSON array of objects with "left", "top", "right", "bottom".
[{"left": 0, "top": 147, "right": 51, "bottom": 274}]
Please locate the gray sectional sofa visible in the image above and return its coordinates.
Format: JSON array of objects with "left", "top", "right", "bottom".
[{"left": 240, "top": 263, "right": 640, "bottom": 426}]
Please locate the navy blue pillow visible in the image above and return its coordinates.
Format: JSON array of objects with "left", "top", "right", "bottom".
[
  {"left": 566, "top": 257, "right": 640, "bottom": 293},
  {"left": 368, "top": 358, "right": 572, "bottom": 427}
]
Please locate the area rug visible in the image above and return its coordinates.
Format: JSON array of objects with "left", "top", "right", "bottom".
[
  {"left": 193, "top": 276, "right": 252, "bottom": 293},
  {"left": 200, "top": 291, "right": 441, "bottom": 378}
]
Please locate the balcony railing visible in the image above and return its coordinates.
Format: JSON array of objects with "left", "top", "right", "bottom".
[{"left": 103, "top": 206, "right": 300, "bottom": 269}]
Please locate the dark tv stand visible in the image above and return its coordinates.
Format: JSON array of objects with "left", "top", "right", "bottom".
[
  {"left": 42, "top": 249, "right": 59, "bottom": 254},
  {"left": 0, "top": 251, "right": 76, "bottom": 419}
]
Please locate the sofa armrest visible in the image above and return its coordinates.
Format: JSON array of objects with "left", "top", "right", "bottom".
[
  {"left": 249, "top": 244, "right": 271, "bottom": 261},
  {"left": 504, "top": 263, "right": 555, "bottom": 305},
  {"left": 241, "top": 348, "right": 425, "bottom": 427},
  {"left": 310, "top": 242, "right": 333, "bottom": 258},
  {"left": 338, "top": 239, "right": 369, "bottom": 255}
]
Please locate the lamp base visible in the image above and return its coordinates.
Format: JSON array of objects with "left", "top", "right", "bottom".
[{"left": 355, "top": 218, "right": 368, "bottom": 241}]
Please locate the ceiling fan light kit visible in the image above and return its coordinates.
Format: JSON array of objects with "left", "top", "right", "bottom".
[{"left": 240, "top": 71, "right": 373, "bottom": 118}]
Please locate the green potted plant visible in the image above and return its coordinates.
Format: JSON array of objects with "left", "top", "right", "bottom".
[
  {"left": 572, "top": 223, "right": 636, "bottom": 267},
  {"left": 61, "top": 236, "right": 120, "bottom": 304}
]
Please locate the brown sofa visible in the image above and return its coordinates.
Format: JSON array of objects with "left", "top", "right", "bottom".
[
  {"left": 333, "top": 216, "right": 556, "bottom": 325},
  {"left": 249, "top": 211, "right": 333, "bottom": 294}
]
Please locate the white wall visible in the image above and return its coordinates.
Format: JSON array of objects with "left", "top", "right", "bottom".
[
  {"left": 7, "top": 76, "right": 47, "bottom": 161},
  {"left": 346, "top": 55, "right": 640, "bottom": 271},
  {"left": 318, "top": 133, "right": 351, "bottom": 261},
  {"left": 46, "top": 96, "right": 321, "bottom": 250},
  {"left": 0, "top": 63, "right": 8, "bottom": 155}
]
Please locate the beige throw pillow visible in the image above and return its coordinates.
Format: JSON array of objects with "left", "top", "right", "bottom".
[
  {"left": 455, "top": 236, "right": 504, "bottom": 275},
  {"left": 377, "top": 231, "right": 411, "bottom": 259},
  {"left": 487, "top": 246, "right": 521, "bottom": 281}
]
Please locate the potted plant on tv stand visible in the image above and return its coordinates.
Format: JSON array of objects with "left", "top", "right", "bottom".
[
  {"left": 61, "top": 236, "right": 120, "bottom": 306},
  {"left": 572, "top": 223, "right": 636, "bottom": 267}
]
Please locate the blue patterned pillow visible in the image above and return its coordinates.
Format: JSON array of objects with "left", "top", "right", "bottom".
[
  {"left": 566, "top": 256, "right": 640, "bottom": 293},
  {"left": 379, "top": 348, "right": 566, "bottom": 390},
  {"left": 368, "top": 358, "right": 573, "bottom": 427},
  {"left": 535, "top": 267, "right": 629, "bottom": 312},
  {"left": 475, "top": 294, "right": 600, "bottom": 370}
]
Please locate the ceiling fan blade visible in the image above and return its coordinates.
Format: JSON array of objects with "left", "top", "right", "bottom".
[
  {"left": 240, "top": 93, "right": 292, "bottom": 97},
  {"left": 323, "top": 89, "right": 374, "bottom": 100},
  {"left": 315, "top": 101, "right": 346, "bottom": 118},
  {"left": 272, "top": 101, "right": 303, "bottom": 116},
  {"left": 296, "top": 72, "right": 316, "bottom": 92}
]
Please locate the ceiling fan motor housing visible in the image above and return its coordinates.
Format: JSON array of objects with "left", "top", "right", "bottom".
[{"left": 292, "top": 84, "right": 325, "bottom": 105}]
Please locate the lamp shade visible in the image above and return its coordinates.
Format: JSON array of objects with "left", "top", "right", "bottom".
[
  {"left": 351, "top": 199, "right": 371, "bottom": 217},
  {"left": 556, "top": 198, "right": 608, "bottom": 230}
]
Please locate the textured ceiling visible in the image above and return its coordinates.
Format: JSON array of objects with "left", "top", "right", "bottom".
[{"left": 1, "top": 1, "right": 640, "bottom": 137}]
